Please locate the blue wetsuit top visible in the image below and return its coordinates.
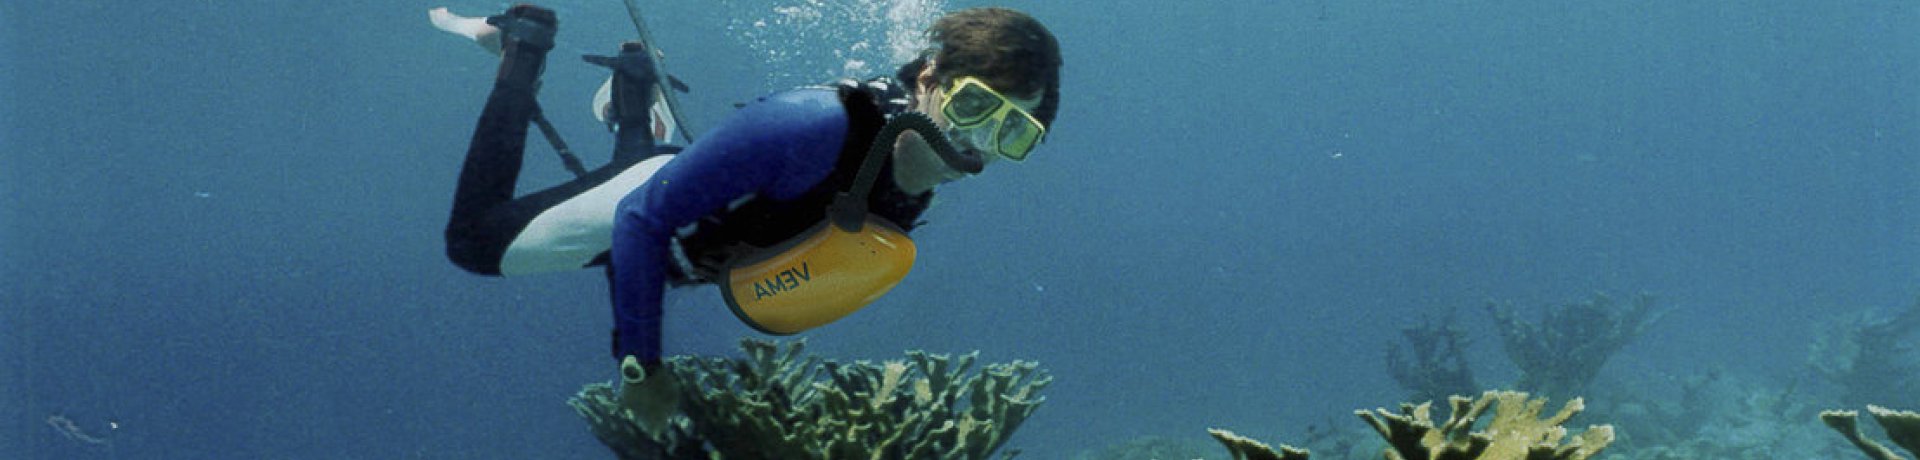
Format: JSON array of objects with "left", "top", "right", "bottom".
[{"left": 610, "top": 84, "right": 901, "bottom": 363}]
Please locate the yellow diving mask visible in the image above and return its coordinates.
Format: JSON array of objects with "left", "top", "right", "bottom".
[{"left": 940, "top": 76, "right": 1047, "bottom": 162}]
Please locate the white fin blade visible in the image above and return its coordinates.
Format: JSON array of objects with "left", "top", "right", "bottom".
[
  {"left": 429, "top": 7, "right": 502, "bottom": 55},
  {"left": 593, "top": 77, "right": 614, "bottom": 125}
]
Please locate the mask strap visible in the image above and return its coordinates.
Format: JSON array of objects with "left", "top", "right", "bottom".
[{"left": 896, "top": 55, "right": 929, "bottom": 91}]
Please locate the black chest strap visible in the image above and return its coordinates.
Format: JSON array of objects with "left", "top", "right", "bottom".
[{"left": 672, "top": 84, "right": 921, "bottom": 282}]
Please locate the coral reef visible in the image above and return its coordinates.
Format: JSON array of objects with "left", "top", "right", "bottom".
[
  {"left": 1209, "top": 428, "right": 1310, "bottom": 460},
  {"left": 1821, "top": 405, "right": 1920, "bottom": 460},
  {"left": 568, "top": 338, "right": 1050, "bottom": 460},
  {"left": 1590, "top": 370, "right": 1843, "bottom": 459},
  {"left": 1356, "top": 390, "right": 1613, "bottom": 460},
  {"left": 1810, "top": 297, "right": 1920, "bottom": 409},
  {"left": 558, "top": 293, "right": 1920, "bottom": 459},
  {"left": 1188, "top": 391, "right": 1610, "bottom": 460},
  {"left": 571, "top": 384, "right": 703, "bottom": 459},
  {"left": 1486, "top": 293, "right": 1665, "bottom": 399},
  {"left": 1386, "top": 307, "right": 1480, "bottom": 405}
]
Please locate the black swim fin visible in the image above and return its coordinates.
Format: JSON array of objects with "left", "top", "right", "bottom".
[
  {"left": 486, "top": 5, "right": 557, "bottom": 90},
  {"left": 583, "top": 42, "right": 660, "bottom": 130}
]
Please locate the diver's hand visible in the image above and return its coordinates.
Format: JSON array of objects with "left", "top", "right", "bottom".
[{"left": 616, "top": 355, "right": 680, "bottom": 437}]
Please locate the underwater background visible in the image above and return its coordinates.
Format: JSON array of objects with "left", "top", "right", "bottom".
[{"left": 3, "top": 0, "right": 1916, "bottom": 458}]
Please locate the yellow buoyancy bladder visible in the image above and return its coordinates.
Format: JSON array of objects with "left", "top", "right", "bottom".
[{"left": 720, "top": 215, "right": 916, "bottom": 335}]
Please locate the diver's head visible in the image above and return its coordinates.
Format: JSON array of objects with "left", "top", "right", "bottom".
[
  {"left": 892, "top": 8, "right": 1062, "bottom": 191},
  {"left": 915, "top": 7, "right": 1060, "bottom": 128}
]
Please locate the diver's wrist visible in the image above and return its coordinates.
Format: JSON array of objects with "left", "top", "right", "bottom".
[{"left": 618, "top": 355, "right": 665, "bottom": 382}]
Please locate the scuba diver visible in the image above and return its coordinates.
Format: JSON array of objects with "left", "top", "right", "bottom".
[{"left": 434, "top": 3, "right": 1062, "bottom": 426}]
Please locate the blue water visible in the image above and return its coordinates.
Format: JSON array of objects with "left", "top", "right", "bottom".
[{"left": 4, "top": 0, "right": 1916, "bottom": 458}]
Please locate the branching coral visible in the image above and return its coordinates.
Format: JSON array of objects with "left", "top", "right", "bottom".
[
  {"left": 1208, "top": 429, "right": 1310, "bottom": 460},
  {"left": 1821, "top": 405, "right": 1920, "bottom": 460},
  {"left": 1387, "top": 307, "right": 1480, "bottom": 405},
  {"left": 1201, "top": 391, "right": 1611, "bottom": 460},
  {"left": 569, "top": 338, "right": 1050, "bottom": 460},
  {"left": 1355, "top": 390, "right": 1614, "bottom": 460},
  {"left": 1487, "top": 293, "right": 1665, "bottom": 399},
  {"left": 1811, "top": 297, "right": 1920, "bottom": 409},
  {"left": 570, "top": 385, "right": 705, "bottom": 459}
]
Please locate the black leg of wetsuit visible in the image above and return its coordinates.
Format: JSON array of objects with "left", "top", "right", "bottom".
[
  {"left": 444, "top": 21, "right": 550, "bottom": 276},
  {"left": 596, "top": 41, "right": 660, "bottom": 164},
  {"left": 611, "top": 108, "right": 655, "bottom": 164},
  {"left": 445, "top": 18, "right": 673, "bottom": 275}
]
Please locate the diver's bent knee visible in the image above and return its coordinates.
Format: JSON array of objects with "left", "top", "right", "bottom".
[{"left": 444, "top": 237, "right": 505, "bottom": 276}]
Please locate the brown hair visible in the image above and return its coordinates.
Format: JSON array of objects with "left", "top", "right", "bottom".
[{"left": 925, "top": 8, "right": 1062, "bottom": 127}]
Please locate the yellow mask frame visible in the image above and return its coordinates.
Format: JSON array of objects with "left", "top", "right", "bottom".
[{"left": 940, "top": 76, "right": 1047, "bottom": 162}]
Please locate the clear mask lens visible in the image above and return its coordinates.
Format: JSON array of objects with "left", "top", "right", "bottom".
[{"left": 939, "top": 77, "right": 1046, "bottom": 162}]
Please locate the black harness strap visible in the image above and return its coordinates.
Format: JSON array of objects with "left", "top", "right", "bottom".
[{"left": 528, "top": 106, "right": 589, "bottom": 177}]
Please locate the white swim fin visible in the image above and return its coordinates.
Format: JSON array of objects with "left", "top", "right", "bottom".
[{"left": 428, "top": 7, "right": 503, "bottom": 55}]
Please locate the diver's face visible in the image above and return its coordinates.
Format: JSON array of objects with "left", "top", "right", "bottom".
[{"left": 910, "top": 62, "right": 1044, "bottom": 168}]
